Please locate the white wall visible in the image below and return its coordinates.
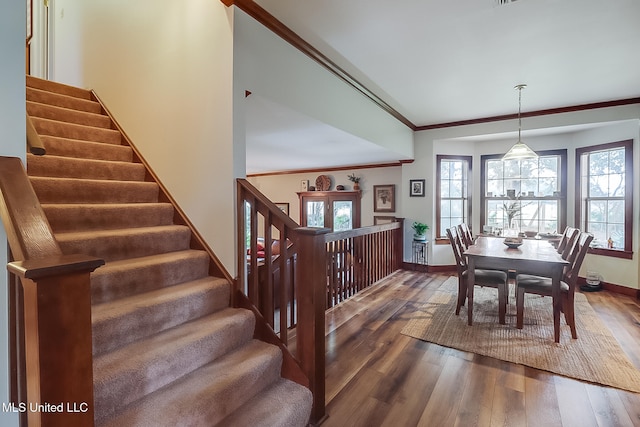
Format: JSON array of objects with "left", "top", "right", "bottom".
[
  {"left": 50, "top": 0, "right": 238, "bottom": 274},
  {"left": 233, "top": 9, "right": 413, "bottom": 161},
  {"left": 248, "top": 166, "right": 402, "bottom": 227},
  {"left": 0, "top": 0, "right": 25, "bottom": 424},
  {"left": 406, "top": 106, "right": 640, "bottom": 290}
]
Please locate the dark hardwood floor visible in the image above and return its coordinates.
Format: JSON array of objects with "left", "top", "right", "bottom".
[{"left": 320, "top": 270, "right": 640, "bottom": 427}]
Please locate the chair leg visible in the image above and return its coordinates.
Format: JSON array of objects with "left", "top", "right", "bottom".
[
  {"left": 456, "top": 280, "right": 467, "bottom": 315},
  {"left": 564, "top": 295, "right": 577, "bottom": 339},
  {"left": 516, "top": 285, "right": 525, "bottom": 329},
  {"left": 498, "top": 283, "right": 507, "bottom": 325}
]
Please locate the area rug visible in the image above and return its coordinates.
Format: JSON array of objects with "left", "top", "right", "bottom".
[{"left": 401, "top": 277, "right": 640, "bottom": 393}]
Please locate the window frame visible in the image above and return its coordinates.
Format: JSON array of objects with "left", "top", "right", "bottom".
[
  {"left": 435, "top": 155, "right": 473, "bottom": 244},
  {"left": 575, "top": 139, "right": 633, "bottom": 259},
  {"left": 480, "top": 149, "right": 567, "bottom": 235}
]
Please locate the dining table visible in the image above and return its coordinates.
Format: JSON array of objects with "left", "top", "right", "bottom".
[{"left": 463, "top": 236, "right": 570, "bottom": 343}]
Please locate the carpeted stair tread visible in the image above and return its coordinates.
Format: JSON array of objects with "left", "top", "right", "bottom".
[
  {"left": 25, "top": 77, "right": 310, "bottom": 427},
  {"left": 56, "top": 225, "right": 191, "bottom": 262},
  {"left": 92, "top": 277, "right": 231, "bottom": 356},
  {"left": 27, "top": 86, "right": 102, "bottom": 114},
  {"left": 41, "top": 135, "right": 132, "bottom": 162},
  {"left": 90, "top": 250, "right": 212, "bottom": 304},
  {"left": 93, "top": 308, "right": 255, "bottom": 424},
  {"left": 30, "top": 176, "right": 159, "bottom": 204},
  {"left": 43, "top": 203, "right": 175, "bottom": 233},
  {"left": 31, "top": 116, "right": 121, "bottom": 144},
  {"left": 27, "top": 101, "right": 112, "bottom": 129},
  {"left": 27, "top": 75, "right": 94, "bottom": 100},
  {"left": 97, "top": 339, "right": 283, "bottom": 427},
  {"left": 27, "top": 154, "right": 146, "bottom": 181},
  {"left": 218, "top": 378, "right": 313, "bottom": 427}
]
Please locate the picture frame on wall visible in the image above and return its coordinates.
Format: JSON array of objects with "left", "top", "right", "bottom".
[
  {"left": 410, "top": 179, "right": 425, "bottom": 197},
  {"left": 374, "top": 216, "right": 396, "bottom": 225},
  {"left": 373, "top": 184, "right": 395, "bottom": 212},
  {"left": 275, "top": 203, "right": 289, "bottom": 216}
]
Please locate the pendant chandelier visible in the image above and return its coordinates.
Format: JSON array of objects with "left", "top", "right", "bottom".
[{"left": 503, "top": 84, "right": 538, "bottom": 161}]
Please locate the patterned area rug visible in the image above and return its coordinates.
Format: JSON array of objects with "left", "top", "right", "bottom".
[{"left": 401, "top": 277, "right": 640, "bottom": 393}]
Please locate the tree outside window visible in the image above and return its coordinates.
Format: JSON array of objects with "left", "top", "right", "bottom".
[
  {"left": 436, "top": 155, "right": 471, "bottom": 240},
  {"left": 576, "top": 140, "right": 633, "bottom": 258}
]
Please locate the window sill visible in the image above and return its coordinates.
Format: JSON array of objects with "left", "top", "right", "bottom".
[{"left": 587, "top": 247, "right": 633, "bottom": 260}]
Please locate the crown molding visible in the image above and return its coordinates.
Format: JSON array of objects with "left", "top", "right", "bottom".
[
  {"left": 221, "top": 0, "right": 415, "bottom": 130},
  {"left": 222, "top": 1, "right": 640, "bottom": 134},
  {"left": 247, "top": 161, "right": 409, "bottom": 178},
  {"left": 416, "top": 97, "right": 640, "bottom": 131}
]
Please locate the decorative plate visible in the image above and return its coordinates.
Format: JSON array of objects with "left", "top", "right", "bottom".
[{"left": 315, "top": 175, "right": 331, "bottom": 191}]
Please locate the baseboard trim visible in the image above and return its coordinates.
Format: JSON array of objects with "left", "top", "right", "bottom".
[
  {"left": 577, "top": 277, "right": 639, "bottom": 299},
  {"left": 402, "top": 263, "right": 456, "bottom": 274}
]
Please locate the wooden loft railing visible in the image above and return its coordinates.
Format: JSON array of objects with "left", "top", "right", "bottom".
[
  {"left": 236, "top": 178, "right": 404, "bottom": 424},
  {"left": 0, "top": 156, "right": 104, "bottom": 427}
]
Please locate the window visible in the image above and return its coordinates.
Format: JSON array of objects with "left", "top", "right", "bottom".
[
  {"left": 436, "top": 155, "right": 472, "bottom": 241},
  {"left": 298, "top": 191, "right": 361, "bottom": 232},
  {"left": 576, "top": 140, "right": 633, "bottom": 258},
  {"left": 481, "top": 150, "right": 567, "bottom": 235}
]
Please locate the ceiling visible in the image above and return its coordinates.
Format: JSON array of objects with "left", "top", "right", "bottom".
[{"left": 245, "top": 0, "right": 640, "bottom": 174}]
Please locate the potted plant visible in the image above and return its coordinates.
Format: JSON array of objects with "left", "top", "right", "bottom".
[
  {"left": 412, "top": 221, "right": 429, "bottom": 241},
  {"left": 347, "top": 173, "right": 361, "bottom": 190}
]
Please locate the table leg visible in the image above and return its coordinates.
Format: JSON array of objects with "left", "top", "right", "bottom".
[
  {"left": 467, "top": 258, "right": 475, "bottom": 326},
  {"left": 552, "top": 269, "right": 561, "bottom": 343}
]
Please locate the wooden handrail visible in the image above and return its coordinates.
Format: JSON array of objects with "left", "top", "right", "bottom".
[
  {"left": 27, "top": 114, "right": 46, "bottom": 155},
  {"left": 1, "top": 156, "right": 104, "bottom": 427}
]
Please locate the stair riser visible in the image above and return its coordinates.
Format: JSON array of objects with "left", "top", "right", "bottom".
[
  {"left": 27, "top": 154, "right": 146, "bottom": 182},
  {"left": 27, "top": 87, "right": 102, "bottom": 114},
  {"left": 57, "top": 227, "right": 191, "bottom": 262},
  {"left": 28, "top": 101, "right": 112, "bottom": 129},
  {"left": 27, "top": 75, "right": 94, "bottom": 100},
  {"left": 43, "top": 203, "right": 174, "bottom": 233},
  {"left": 90, "top": 252, "right": 212, "bottom": 304},
  {"left": 93, "top": 281, "right": 231, "bottom": 355},
  {"left": 94, "top": 310, "right": 256, "bottom": 425},
  {"left": 41, "top": 136, "right": 132, "bottom": 162},
  {"left": 97, "top": 341, "right": 282, "bottom": 427},
  {"left": 30, "top": 177, "right": 159, "bottom": 204},
  {"left": 32, "top": 117, "right": 121, "bottom": 145}
]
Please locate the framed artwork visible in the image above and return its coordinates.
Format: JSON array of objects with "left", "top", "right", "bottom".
[
  {"left": 374, "top": 216, "right": 396, "bottom": 225},
  {"left": 373, "top": 184, "right": 395, "bottom": 212},
  {"left": 410, "top": 179, "right": 425, "bottom": 197},
  {"left": 275, "top": 203, "right": 289, "bottom": 216}
]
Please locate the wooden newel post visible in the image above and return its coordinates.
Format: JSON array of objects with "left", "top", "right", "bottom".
[
  {"left": 393, "top": 218, "right": 405, "bottom": 271},
  {"left": 8, "top": 254, "right": 104, "bottom": 427},
  {"left": 294, "top": 226, "right": 330, "bottom": 425}
]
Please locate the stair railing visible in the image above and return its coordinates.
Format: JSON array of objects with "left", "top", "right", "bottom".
[
  {"left": 325, "top": 218, "right": 404, "bottom": 308},
  {"left": 0, "top": 156, "right": 104, "bottom": 427},
  {"left": 237, "top": 179, "right": 405, "bottom": 424}
]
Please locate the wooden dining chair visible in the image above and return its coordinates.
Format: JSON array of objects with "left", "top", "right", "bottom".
[
  {"left": 556, "top": 226, "right": 579, "bottom": 259},
  {"left": 515, "top": 232, "right": 594, "bottom": 339},
  {"left": 446, "top": 227, "right": 508, "bottom": 322},
  {"left": 457, "top": 223, "right": 474, "bottom": 249}
]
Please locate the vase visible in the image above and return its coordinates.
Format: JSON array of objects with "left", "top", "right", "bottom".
[
  {"left": 353, "top": 183, "right": 360, "bottom": 190},
  {"left": 413, "top": 234, "right": 426, "bottom": 241}
]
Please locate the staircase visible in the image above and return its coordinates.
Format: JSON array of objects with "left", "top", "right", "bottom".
[{"left": 25, "top": 75, "right": 312, "bottom": 426}]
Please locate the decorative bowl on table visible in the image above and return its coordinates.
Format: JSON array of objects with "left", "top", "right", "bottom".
[
  {"left": 503, "top": 237, "right": 523, "bottom": 249},
  {"left": 524, "top": 231, "right": 538, "bottom": 238}
]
